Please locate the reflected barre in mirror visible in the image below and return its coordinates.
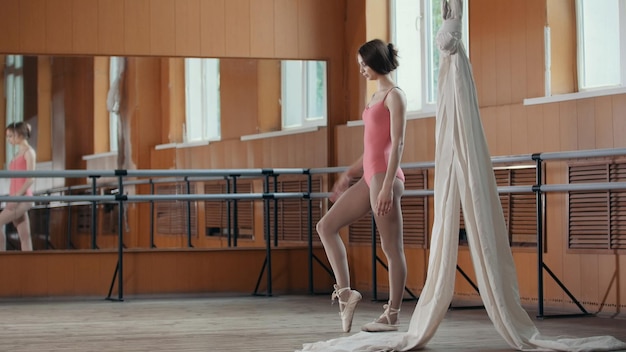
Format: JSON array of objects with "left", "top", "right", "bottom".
[{"left": 0, "top": 54, "right": 329, "bottom": 252}]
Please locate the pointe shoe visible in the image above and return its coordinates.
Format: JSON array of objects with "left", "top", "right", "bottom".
[
  {"left": 361, "top": 303, "right": 400, "bottom": 332},
  {"left": 331, "top": 284, "right": 362, "bottom": 332}
]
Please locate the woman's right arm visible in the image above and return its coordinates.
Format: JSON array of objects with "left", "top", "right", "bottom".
[{"left": 330, "top": 155, "right": 364, "bottom": 202}]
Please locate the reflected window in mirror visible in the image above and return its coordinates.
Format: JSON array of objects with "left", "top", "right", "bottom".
[
  {"left": 4, "top": 55, "right": 24, "bottom": 164},
  {"left": 184, "top": 58, "right": 221, "bottom": 142},
  {"left": 281, "top": 60, "right": 327, "bottom": 129}
]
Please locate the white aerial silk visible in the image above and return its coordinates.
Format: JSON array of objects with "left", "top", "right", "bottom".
[{"left": 298, "top": 0, "right": 626, "bottom": 351}]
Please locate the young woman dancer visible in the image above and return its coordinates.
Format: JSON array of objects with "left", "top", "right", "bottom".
[
  {"left": 0, "top": 122, "right": 36, "bottom": 251},
  {"left": 316, "top": 39, "right": 408, "bottom": 333}
]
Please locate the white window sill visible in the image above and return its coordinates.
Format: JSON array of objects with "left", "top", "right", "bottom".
[
  {"left": 240, "top": 126, "right": 320, "bottom": 141},
  {"left": 82, "top": 151, "right": 118, "bottom": 161},
  {"left": 154, "top": 140, "right": 212, "bottom": 150},
  {"left": 524, "top": 86, "right": 626, "bottom": 106}
]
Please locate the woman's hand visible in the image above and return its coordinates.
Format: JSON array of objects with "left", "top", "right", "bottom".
[
  {"left": 330, "top": 173, "right": 351, "bottom": 203},
  {"left": 375, "top": 187, "right": 394, "bottom": 216}
]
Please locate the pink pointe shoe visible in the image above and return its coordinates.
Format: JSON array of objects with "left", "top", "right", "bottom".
[
  {"left": 331, "top": 284, "right": 362, "bottom": 332},
  {"left": 361, "top": 303, "right": 400, "bottom": 332}
]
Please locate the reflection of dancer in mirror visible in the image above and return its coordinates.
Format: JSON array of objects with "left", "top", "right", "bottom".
[
  {"left": 0, "top": 122, "right": 36, "bottom": 251},
  {"left": 316, "top": 38, "right": 408, "bottom": 333}
]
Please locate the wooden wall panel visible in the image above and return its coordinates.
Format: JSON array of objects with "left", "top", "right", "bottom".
[
  {"left": 72, "top": 0, "right": 98, "bottom": 55},
  {"left": 93, "top": 57, "right": 109, "bottom": 154},
  {"left": 612, "top": 95, "right": 626, "bottom": 148},
  {"left": 542, "top": 103, "right": 561, "bottom": 152},
  {"left": 0, "top": 0, "right": 21, "bottom": 52},
  {"left": 525, "top": 0, "right": 546, "bottom": 99},
  {"left": 274, "top": 0, "right": 299, "bottom": 58},
  {"left": 299, "top": 0, "right": 341, "bottom": 59},
  {"left": 480, "top": 107, "right": 498, "bottom": 151},
  {"left": 127, "top": 58, "right": 163, "bottom": 169},
  {"left": 257, "top": 60, "right": 281, "bottom": 133},
  {"left": 220, "top": 59, "right": 259, "bottom": 140},
  {"left": 494, "top": 0, "right": 512, "bottom": 106},
  {"left": 558, "top": 101, "right": 578, "bottom": 151},
  {"left": 199, "top": 0, "right": 226, "bottom": 57},
  {"left": 509, "top": 0, "right": 529, "bottom": 104},
  {"left": 19, "top": 0, "right": 47, "bottom": 54},
  {"left": 36, "top": 57, "right": 53, "bottom": 162},
  {"left": 576, "top": 99, "right": 595, "bottom": 150},
  {"left": 149, "top": 0, "right": 176, "bottom": 56},
  {"left": 510, "top": 106, "right": 529, "bottom": 154},
  {"left": 594, "top": 96, "right": 614, "bottom": 150},
  {"left": 525, "top": 104, "right": 545, "bottom": 152},
  {"left": 496, "top": 105, "right": 513, "bottom": 155},
  {"left": 0, "top": 248, "right": 333, "bottom": 298},
  {"left": 62, "top": 57, "right": 95, "bottom": 172},
  {"left": 175, "top": 0, "right": 201, "bottom": 57},
  {"left": 224, "top": 0, "right": 251, "bottom": 57},
  {"left": 250, "top": 0, "right": 275, "bottom": 58},
  {"left": 165, "top": 58, "right": 185, "bottom": 144},
  {"left": 546, "top": 0, "right": 577, "bottom": 94},
  {"left": 97, "top": 0, "right": 125, "bottom": 55},
  {"left": 124, "top": 0, "right": 151, "bottom": 55},
  {"left": 45, "top": 0, "right": 73, "bottom": 54},
  {"left": 475, "top": 0, "right": 497, "bottom": 107}
]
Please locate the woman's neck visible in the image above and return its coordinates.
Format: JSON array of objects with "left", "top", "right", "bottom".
[{"left": 376, "top": 75, "right": 395, "bottom": 91}]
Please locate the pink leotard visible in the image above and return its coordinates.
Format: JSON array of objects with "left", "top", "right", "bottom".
[
  {"left": 362, "top": 87, "right": 405, "bottom": 186},
  {"left": 9, "top": 154, "right": 33, "bottom": 196}
]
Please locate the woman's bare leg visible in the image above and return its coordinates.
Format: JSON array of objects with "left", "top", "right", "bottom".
[
  {"left": 369, "top": 173, "right": 406, "bottom": 324},
  {"left": 0, "top": 202, "right": 33, "bottom": 251},
  {"left": 14, "top": 209, "right": 33, "bottom": 251},
  {"left": 317, "top": 178, "right": 372, "bottom": 291}
]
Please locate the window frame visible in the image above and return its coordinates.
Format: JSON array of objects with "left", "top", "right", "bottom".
[
  {"left": 390, "top": 0, "right": 469, "bottom": 117},
  {"left": 280, "top": 60, "right": 328, "bottom": 130},
  {"left": 575, "top": 0, "right": 626, "bottom": 91}
]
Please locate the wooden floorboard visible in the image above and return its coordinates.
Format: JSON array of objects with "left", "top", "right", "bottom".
[{"left": 0, "top": 294, "right": 624, "bottom": 351}]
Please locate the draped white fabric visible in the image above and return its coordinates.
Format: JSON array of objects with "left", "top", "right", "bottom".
[{"left": 298, "top": 1, "right": 626, "bottom": 351}]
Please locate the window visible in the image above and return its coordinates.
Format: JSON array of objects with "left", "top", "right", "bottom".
[
  {"left": 391, "top": 0, "right": 468, "bottom": 114},
  {"left": 184, "top": 58, "right": 221, "bottom": 142},
  {"left": 576, "top": 0, "right": 626, "bottom": 90},
  {"left": 4, "top": 55, "right": 24, "bottom": 164},
  {"left": 281, "top": 60, "right": 327, "bottom": 129}
]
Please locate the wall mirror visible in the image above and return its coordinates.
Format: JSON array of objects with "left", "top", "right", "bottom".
[{"left": 0, "top": 54, "right": 328, "bottom": 251}]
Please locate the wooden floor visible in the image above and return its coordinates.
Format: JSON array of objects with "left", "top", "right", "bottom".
[{"left": 0, "top": 294, "right": 625, "bottom": 352}]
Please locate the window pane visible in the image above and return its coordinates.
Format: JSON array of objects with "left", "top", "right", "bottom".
[
  {"left": 185, "top": 58, "right": 220, "bottom": 142},
  {"left": 393, "top": 0, "right": 423, "bottom": 111},
  {"left": 427, "top": 0, "right": 443, "bottom": 104},
  {"left": 282, "top": 61, "right": 304, "bottom": 129},
  {"left": 305, "top": 61, "right": 326, "bottom": 120},
  {"left": 577, "top": 0, "right": 621, "bottom": 89}
]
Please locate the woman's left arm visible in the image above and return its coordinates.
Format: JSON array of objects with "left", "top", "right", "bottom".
[
  {"left": 383, "top": 88, "right": 407, "bottom": 190},
  {"left": 375, "top": 89, "right": 407, "bottom": 215}
]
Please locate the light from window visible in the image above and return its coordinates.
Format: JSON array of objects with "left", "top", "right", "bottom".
[
  {"left": 4, "top": 55, "right": 24, "bottom": 165},
  {"left": 184, "top": 58, "right": 221, "bottom": 142},
  {"left": 281, "top": 60, "right": 327, "bottom": 129},
  {"left": 391, "top": 0, "right": 468, "bottom": 114},
  {"left": 576, "top": 0, "right": 625, "bottom": 90}
]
